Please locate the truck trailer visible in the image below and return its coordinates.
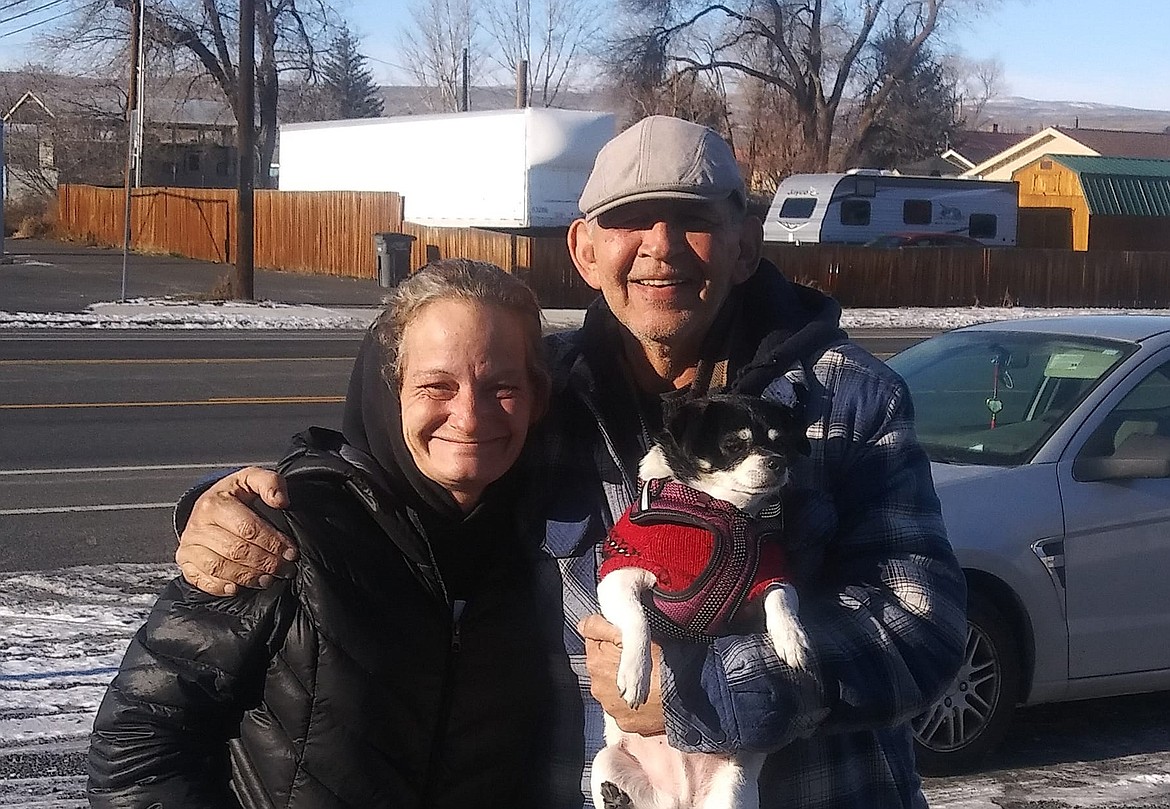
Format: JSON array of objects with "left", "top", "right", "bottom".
[
  {"left": 762, "top": 170, "right": 1019, "bottom": 246},
  {"left": 276, "top": 108, "right": 617, "bottom": 228}
]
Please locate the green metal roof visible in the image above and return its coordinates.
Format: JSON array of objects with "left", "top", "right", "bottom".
[{"left": 1046, "top": 154, "right": 1170, "bottom": 216}]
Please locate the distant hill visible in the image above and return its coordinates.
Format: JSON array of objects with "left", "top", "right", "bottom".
[
  {"left": 377, "top": 85, "right": 611, "bottom": 117},
  {"left": 974, "top": 96, "right": 1170, "bottom": 134},
  {"left": 378, "top": 85, "right": 1170, "bottom": 136}
]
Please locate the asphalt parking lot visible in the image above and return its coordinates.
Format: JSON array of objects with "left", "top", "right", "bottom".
[{"left": 0, "top": 237, "right": 388, "bottom": 313}]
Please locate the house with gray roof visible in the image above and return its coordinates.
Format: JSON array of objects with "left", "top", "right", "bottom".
[{"left": 963, "top": 126, "right": 1170, "bottom": 180}]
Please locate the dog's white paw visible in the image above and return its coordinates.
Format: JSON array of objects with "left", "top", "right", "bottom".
[
  {"left": 616, "top": 647, "right": 652, "bottom": 708},
  {"left": 763, "top": 584, "right": 811, "bottom": 672},
  {"left": 768, "top": 614, "right": 810, "bottom": 671}
]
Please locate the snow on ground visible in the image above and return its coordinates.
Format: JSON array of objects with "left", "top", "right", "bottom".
[
  {"left": 1, "top": 296, "right": 1169, "bottom": 332},
  {"left": 0, "top": 566, "right": 174, "bottom": 807}
]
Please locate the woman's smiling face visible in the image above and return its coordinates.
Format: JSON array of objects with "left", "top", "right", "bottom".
[{"left": 397, "top": 298, "right": 537, "bottom": 510}]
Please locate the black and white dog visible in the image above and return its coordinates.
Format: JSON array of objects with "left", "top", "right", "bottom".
[{"left": 592, "top": 393, "right": 811, "bottom": 809}]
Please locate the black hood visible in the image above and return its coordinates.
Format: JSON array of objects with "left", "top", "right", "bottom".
[{"left": 727, "top": 258, "right": 847, "bottom": 396}]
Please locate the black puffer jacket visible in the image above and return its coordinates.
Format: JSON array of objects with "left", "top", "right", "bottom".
[{"left": 88, "top": 344, "right": 550, "bottom": 808}]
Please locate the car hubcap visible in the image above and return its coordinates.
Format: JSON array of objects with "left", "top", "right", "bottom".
[{"left": 912, "top": 621, "right": 1001, "bottom": 752}]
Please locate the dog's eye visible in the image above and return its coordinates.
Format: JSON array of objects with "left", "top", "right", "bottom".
[{"left": 720, "top": 435, "right": 749, "bottom": 456}]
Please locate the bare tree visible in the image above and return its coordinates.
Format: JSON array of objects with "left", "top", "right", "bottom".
[
  {"left": 736, "top": 75, "right": 804, "bottom": 192},
  {"left": 945, "top": 53, "right": 1004, "bottom": 130},
  {"left": 44, "top": 0, "right": 339, "bottom": 186},
  {"left": 400, "top": 0, "right": 484, "bottom": 112},
  {"left": 610, "top": 0, "right": 998, "bottom": 172},
  {"left": 481, "top": 0, "right": 600, "bottom": 106}
]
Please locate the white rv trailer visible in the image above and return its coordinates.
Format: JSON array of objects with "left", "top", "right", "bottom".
[
  {"left": 762, "top": 170, "right": 1019, "bottom": 246},
  {"left": 277, "top": 108, "right": 616, "bottom": 228}
]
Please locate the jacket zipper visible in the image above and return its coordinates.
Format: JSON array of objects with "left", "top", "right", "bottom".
[{"left": 419, "top": 598, "right": 466, "bottom": 806}]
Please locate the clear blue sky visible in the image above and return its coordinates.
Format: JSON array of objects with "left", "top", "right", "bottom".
[
  {"left": 1, "top": 0, "right": 1167, "bottom": 111},
  {"left": 949, "top": 0, "right": 1170, "bottom": 109}
]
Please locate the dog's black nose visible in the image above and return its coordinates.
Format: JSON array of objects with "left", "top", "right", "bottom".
[{"left": 764, "top": 455, "right": 786, "bottom": 471}]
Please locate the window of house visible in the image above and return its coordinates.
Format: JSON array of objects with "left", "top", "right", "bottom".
[
  {"left": 840, "top": 199, "right": 871, "bottom": 226},
  {"left": 1040, "top": 159, "right": 1054, "bottom": 170},
  {"left": 186, "top": 153, "right": 201, "bottom": 172},
  {"left": 778, "top": 197, "right": 817, "bottom": 219},
  {"left": 969, "top": 213, "right": 998, "bottom": 238},
  {"left": 903, "top": 199, "right": 932, "bottom": 225}
]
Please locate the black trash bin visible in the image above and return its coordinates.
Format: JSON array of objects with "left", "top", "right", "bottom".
[{"left": 374, "top": 233, "right": 417, "bottom": 287}]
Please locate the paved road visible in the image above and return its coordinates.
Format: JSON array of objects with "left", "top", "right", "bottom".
[
  {"left": 0, "top": 331, "right": 360, "bottom": 570},
  {"left": 0, "top": 328, "right": 924, "bottom": 572}
]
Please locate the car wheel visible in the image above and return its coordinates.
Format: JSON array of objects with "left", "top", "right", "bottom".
[{"left": 911, "top": 593, "right": 1022, "bottom": 775}]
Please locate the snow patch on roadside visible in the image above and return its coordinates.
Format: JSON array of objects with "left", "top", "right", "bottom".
[
  {"left": 925, "top": 753, "right": 1170, "bottom": 807},
  {"left": 0, "top": 565, "right": 174, "bottom": 750},
  {"left": 3, "top": 296, "right": 1170, "bottom": 332},
  {"left": 0, "top": 298, "right": 375, "bottom": 330}
]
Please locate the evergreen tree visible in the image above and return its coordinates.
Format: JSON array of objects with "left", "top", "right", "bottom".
[
  {"left": 322, "top": 27, "right": 385, "bottom": 119},
  {"left": 856, "top": 30, "right": 960, "bottom": 170}
]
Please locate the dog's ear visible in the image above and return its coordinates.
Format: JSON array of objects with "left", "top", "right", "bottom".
[
  {"left": 663, "top": 397, "right": 710, "bottom": 443},
  {"left": 759, "top": 399, "right": 811, "bottom": 457}
]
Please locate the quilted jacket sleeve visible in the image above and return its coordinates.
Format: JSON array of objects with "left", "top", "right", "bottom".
[
  {"left": 658, "top": 350, "right": 968, "bottom": 754},
  {"left": 87, "top": 576, "right": 290, "bottom": 807}
]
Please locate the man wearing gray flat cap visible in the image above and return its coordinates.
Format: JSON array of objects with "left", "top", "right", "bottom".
[{"left": 171, "top": 114, "right": 967, "bottom": 808}]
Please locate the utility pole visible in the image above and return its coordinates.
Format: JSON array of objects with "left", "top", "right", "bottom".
[
  {"left": 233, "top": 0, "right": 255, "bottom": 300},
  {"left": 460, "top": 47, "right": 469, "bottom": 112},
  {"left": 516, "top": 60, "right": 528, "bottom": 108},
  {"left": 120, "top": 0, "right": 142, "bottom": 301},
  {"left": 134, "top": 0, "right": 145, "bottom": 187}
]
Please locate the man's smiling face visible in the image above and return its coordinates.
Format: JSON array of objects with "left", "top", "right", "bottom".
[{"left": 571, "top": 197, "right": 756, "bottom": 360}]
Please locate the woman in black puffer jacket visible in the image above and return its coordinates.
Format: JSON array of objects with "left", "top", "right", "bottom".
[{"left": 87, "top": 260, "right": 554, "bottom": 809}]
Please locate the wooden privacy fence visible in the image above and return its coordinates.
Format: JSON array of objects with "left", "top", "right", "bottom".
[
  {"left": 398, "top": 223, "right": 597, "bottom": 307},
  {"left": 57, "top": 185, "right": 404, "bottom": 279},
  {"left": 762, "top": 245, "right": 1170, "bottom": 309},
  {"left": 55, "top": 185, "right": 1170, "bottom": 309}
]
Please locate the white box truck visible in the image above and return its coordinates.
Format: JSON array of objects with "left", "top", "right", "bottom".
[
  {"left": 276, "top": 108, "right": 617, "bottom": 228},
  {"left": 762, "top": 170, "right": 1018, "bottom": 246}
]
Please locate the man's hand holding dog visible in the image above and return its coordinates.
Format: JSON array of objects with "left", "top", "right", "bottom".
[
  {"left": 578, "top": 614, "right": 666, "bottom": 736},
  {"left": 175, "top": 467, "right": 298, "bottom": 596}
]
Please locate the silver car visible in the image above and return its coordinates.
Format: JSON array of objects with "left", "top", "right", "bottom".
[{"left": 886, "top": 316, "right": 1170, "bottom": 774}]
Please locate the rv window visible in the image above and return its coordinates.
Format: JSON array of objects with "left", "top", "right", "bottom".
[
  {"left": 779, "top": 197, "right": 817, "bottom": 219},
  {"left": 903, "top": 199, "right": 932, "bottom": 225},
  {"left": 856, "top": 178, "right": 877, "bottom": 197},
  {"left": 841, "top": 199, "right": 871, "bottom": 226},
  {"left": 970, "top": 213, "right": 999, "bottom": 239}
]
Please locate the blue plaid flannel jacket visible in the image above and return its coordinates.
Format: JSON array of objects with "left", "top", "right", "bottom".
[{"left": 522, "top": 306, "right": 967, "bottom": 808}]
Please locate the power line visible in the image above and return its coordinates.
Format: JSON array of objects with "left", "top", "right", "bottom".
[
  {"left": 0, "top": 0, "right": 43, "bottom": 12},
  {"left": 0, "top": 0, "right": 68, "bottom": 28},
  {"left": 0, "top": 3, "right": 78, "bottom": 37}
]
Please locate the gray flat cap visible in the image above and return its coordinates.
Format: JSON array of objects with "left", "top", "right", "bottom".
[{"left": 578, "top": 115, "right": 746, "bottom": 219}]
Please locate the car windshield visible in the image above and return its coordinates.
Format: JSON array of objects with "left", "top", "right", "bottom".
[{"left": 887, "top": 330, "right": 1136, "bottom": 466}]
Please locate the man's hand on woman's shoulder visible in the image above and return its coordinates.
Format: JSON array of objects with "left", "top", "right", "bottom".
[{"left": 175, "top": 467, "right": 298, "bottom": 596}]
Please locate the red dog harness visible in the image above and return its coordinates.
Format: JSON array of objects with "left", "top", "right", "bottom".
[{"left": 599, "top": 478, "right": 791, "bottom": 641}]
